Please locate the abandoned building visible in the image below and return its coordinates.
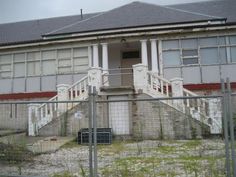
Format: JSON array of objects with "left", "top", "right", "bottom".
[{"left": 0, "top": 0, "right": 235, "bottom": 139}]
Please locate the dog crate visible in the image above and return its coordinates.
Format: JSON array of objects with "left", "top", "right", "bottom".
[{"left": 78, "top": 128, "right": 112, "bottom": 144}]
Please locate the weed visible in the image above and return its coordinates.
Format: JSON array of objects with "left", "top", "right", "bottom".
[{"left": 52, "top": 171, "right": 75, "bottom": 177}]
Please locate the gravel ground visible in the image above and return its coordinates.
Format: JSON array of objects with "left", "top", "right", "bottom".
[{"left": 0, "top": 139, "right": 226, "bottom": 177}]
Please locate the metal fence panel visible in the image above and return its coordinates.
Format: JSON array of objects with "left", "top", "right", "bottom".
[{"left": 0, "top": 92, "right": 233, "bottom": 177}]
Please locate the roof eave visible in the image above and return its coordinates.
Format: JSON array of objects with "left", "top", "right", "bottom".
[{"left": 42, "top": 18, "right": 227, "bottom": 39}]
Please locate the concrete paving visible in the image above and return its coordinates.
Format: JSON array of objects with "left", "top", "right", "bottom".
[
  {"left": 26, "top": 136, "right": 75, "bottom": 154},
  {"left": 0, "top": 129, "right": 75, "bottom": 154}
]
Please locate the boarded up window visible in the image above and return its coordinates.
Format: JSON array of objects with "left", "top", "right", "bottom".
[
  {"left": 73, "top": 47, "right": 89, "bottom": 72},
  {"left": 42, "top": 50, "right": 56, "bottom": 75},
  {"left": 27, "top": 52, "right": 40, "bottom": 76},
  {"left": 14, "top": 53, "right": 25, "bottom": 77},
  {"left": 58, "top": 49, "right": 72, "bottom": 74}
]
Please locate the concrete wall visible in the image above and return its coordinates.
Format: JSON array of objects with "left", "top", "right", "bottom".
[
  {"left": 38, "top": 95, "right": 109, "bottom": 136},
  {"left": 132, "top": 94, "right": 210, "bottom": 139},
  {"left": 0, "top": 98, "right": 49, "bottom": 130}
]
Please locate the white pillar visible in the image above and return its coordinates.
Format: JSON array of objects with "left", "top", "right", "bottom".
[
  {"left": 57, "top": 84, "right": 70, "bottom": 114},
  {"left": 140, "top": 40, "right": 148, "bottom": 66},
  {"left": 28, "top": 104, "right": 40, "bottom": 136},
  {"left": 101, "top": 43, "right": 109, "bottom": 86},
  {"left": 170, "top": 78, "right": 184, "bottom": 110},
  {"left": 101, "top": 43, "right": 108, "bottom": 71},
  {"left": 88, "top": 45, "right": 92, "bottom": 67},
  {"left": 150, "top": 39, "right": 158, "bottom": 73},
  {"left": 133, "top": 63, "right": 148, "bottom": 93},
  {"left": 92, "top": 44, "right": 99, "bottom": 67},
  {"left": 88, "top": 67, "right": 102, "bottom": 92},
  {"left": 158, "top": 40, "right": 163, "bottom": 76}
]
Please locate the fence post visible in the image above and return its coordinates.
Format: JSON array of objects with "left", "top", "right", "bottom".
[
  {"left": 93, "top": 86, "right": 98, "bottom": 177},
  {"left": 88, "top": 67, "right": 102, "bottom": 92},
  {"left": 133, "top": 63, "right": 148, "bottom": 93},
  {"left": 221, "top": 79, "right": 231, "bottom": 177},
  {"left": 28, "top": 104, "right": 40, "bottom": 136},
  {"left": 88, "top": 86, "right": 93, "bottom": 177},
  {"left": 170, "top": 78, "right": 184, "bottom": 110},
  {"left": 227, "top": 78, "right": 236, "bottom": 177},
  {"left": 57, "top": 84, "right": 70, "bottom": 114}
]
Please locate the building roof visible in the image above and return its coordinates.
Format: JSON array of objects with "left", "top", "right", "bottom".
[
  {"left": 170, "top": 0, "right": 236, "bottom": 23},
  {"left": 0, "top": 13, "right": 100, "bottom": 46},
  {"left": 0, "top": 0, "right": 234, "bottom": 46}
]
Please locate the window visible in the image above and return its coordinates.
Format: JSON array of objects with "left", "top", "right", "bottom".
[
  {"left": 229, "top": 35, "right": 236, "bottom": 62},
  {"left": 42, "top": 50, "right": 56, "bottom": 75},
  {"left": 122, "top": 51, "right": 140, "bottom": 59},
  {"left": 14, "top": 53, "right": 25, "bottom": 77},
  {"left": 231, "top": 46, "right": 236, "bottom": 62},
  {"left": 73, "top": 47, "right": 89, "bottom": 72},
  {"left": 162, "top": 40, "right": 180, "bottom": 67},
  {"left": 0, "top": 54, "right": 12, "bottom": 78},
  {"left": 181, "top": 39, "right": 198, "bottom": 65},
  {"left": 27, "top": 52, "right": 40, "bottom": 76}
]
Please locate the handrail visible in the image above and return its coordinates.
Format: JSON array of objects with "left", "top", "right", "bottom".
[
  {"left": 36, "top": 75, "right": 89, "bottom": 130},
  {"left": 68, "top": 75, "right": 88, "bottom": 90},
  {"left": 145, "top": 71, "right": 212, "bottom": 127},
  {"left": 147, "top": 71, "right": 171, "bottom": 97}
]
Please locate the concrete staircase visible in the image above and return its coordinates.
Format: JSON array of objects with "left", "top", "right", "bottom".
[
  {"left": 133, "top": 63, "right": 222, "bottom": 135},
  {"left": 28, "top": 76, "right": 89, "bottom": 136}
]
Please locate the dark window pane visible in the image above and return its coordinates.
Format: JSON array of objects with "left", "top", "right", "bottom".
[
  {"left": 182, "top": 49, "right": 198, "bottom": 57},
  {"left": 183, "top": 58, "right": 198, "bottom": 65},
  {"left": 122, "top": 51, "right": 140, "bottom": 59}
]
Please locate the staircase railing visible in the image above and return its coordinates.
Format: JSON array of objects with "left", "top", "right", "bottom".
[
  {"left": 36, "top": 75, "right": 88, "bottom": 131},
  {"left": 144, "top": 70, "right": 221, "bottom": 133},
  {"left": 147, "top": 71, "right": 170, "bottom": 97}
]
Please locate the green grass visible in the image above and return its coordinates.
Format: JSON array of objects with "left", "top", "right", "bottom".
[
  {"left": 51, "top": 171, "right": 75, "bottom": 177},
  {"left": 61, "top": 140, "right": 78, "bottom": 149}
]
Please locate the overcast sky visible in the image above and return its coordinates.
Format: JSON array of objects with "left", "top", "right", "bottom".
[{"left": 0, "top": 0, "right": 211, "bottom": 24}]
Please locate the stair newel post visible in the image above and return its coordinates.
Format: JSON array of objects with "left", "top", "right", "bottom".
[
  {"left": 28, "top": 104, "right": 40, "bottom": 136},
  {"left": 133, "top": 63, "right": 148, "bottom": 93},
  {"left": 88, "top": 67, "right": 102, "bottom": 93},
  {"left": 170, "top": 78, "right": 184, "bottom": 112},
  {"left": 208, "top": 98, "right": 222, "bottom": 134},
  {"left": 57, "top": 84, "right": 70, "bottom": 115}
]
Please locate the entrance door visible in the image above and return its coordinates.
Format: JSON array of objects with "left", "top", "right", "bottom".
[
  {"left": 121, "top": 51, "right": 141, "bottom": 86},
  {"left": 108, "top": 96, "right": 130, "bottom": 135}
]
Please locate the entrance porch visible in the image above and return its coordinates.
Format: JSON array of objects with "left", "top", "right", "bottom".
[{"left": 89, "top": 39, "right": 160, "bottom": 87}]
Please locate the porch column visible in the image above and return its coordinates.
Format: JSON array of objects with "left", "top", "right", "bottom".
[
  {"left": 140, "top": 40, "right": 148, "bottom": 66},
  {"left": 150, "top": 39, "right": 159, "bottom": 73},
  {"left": 92, "top": 44, "right": 99, "bottom": 67},
  {"left": 158, "top": 40, "right": 163, "bottom": 76},
  {"left": 101, "top": 43, "right": 109, "bottom": 86},
  {"left": 88, "top": 45, "right": 92, "bottom": 67}
]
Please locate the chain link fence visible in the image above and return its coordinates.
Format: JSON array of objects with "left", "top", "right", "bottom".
[{"left": 0, "top": 86, "right": 235, "bottom": 176}]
